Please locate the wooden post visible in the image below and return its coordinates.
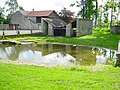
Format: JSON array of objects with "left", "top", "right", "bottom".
[
  {"left": 17, "top": 30, "right": 20, "bottom": 36},
  {"left": 31, "top": 29, "right": 32, "bottom": 34},
  {"left": 2, "top": 30, "right": 5, "bottom": 38}
]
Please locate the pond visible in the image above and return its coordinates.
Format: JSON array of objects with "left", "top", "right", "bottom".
[{"left": 0, "top": 43, "right": 117, "bottom": 66}]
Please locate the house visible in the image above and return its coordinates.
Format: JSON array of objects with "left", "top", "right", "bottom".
[{"left": 10, "top": 10, "right": 58, "bottom": 30}]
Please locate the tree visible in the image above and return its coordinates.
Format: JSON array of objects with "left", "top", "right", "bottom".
[
  {"left": 0, "top": 7, "right": 5, "bottom": 24},
  {"left": 71, "top": 0, "right": 95, "bottom": 20},
  {"left": 109, "top": 0, "right": 116, "bottom": 26},
  {"left": 94, "top": 0, "right": 98, "bottom": 27},
  {"left": 116, "top": 1, "right": 120, "bottom": 25},
  {"left": 3, "top": 0, "right": 24, "bottom": 23},
  {"left": 0, "top": 7, "right": 4, "bottom": 18},
  {"left": 58, "top": 7, "right": 74, "bottom": 23},
  {"left": 5, "top": 0, "right": 19, "bottom": 15},
  {"left": 97, "top": 5, "right": 103, "bottom": 27},
  {"left": 102, "top": 0, "right": 120, "bottom": 27},
  {"left": 103, "top": 1, "right": 110, "bottom": 27}
]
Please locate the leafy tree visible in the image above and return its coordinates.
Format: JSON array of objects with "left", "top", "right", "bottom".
[
  {"left": 115, "top": 1, "right": 120, "bottom": 25},
  {"left": 108, "top": 0, "right": 117, "bottom": 26},
  {"left": 19, "top": 6, "right": 24, "bottom": 10},
  {"left": 0, "top": 7, "right": 5, "bottom": 23},
  {"left": 0, "top": 7, "right": 4, "bottom": 18},
  {"left": 71, "top": 0, "right": 86, "bottom": 19},
  {"left": 94, "top": 0, "right": 98, "bottom": 27},
  {"left": 97, "top": 5, "right": 103, "bottom": 27},
  {"left": 103, "top": 0, "right": 119, "bottom": 26},
  {"left": 3, "top": 0, "right": 24, "bottom": 24},
  {"left": 58, "top": 7, "right": 74, "bottom": 23},
  {"left": 5, "top": 0, "right": 19, "bottom": 15},
  {"left": 103, "top": 2, "right": 109, "bottom": 27},
  {"left": 71, "top": 0, "right": 95, "bottom": 20}
]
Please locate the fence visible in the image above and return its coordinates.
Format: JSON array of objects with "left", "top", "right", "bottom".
[{"left": 0, "top": 30, "right": 42, "bottom": 38}]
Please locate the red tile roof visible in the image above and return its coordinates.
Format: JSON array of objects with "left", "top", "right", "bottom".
[{"left": 26, "top": 10, "right": 55, "bottom": 17}]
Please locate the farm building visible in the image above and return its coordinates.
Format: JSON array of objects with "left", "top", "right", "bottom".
[
  {"left": 10, "top": 10, "right": 59, "bottom": 30},
  {"left": 10, "top": 10, "right": 93, "bottom": 37}
]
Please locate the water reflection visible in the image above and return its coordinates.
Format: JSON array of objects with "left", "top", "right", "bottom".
[{"left": 0, "top": 44, "right": 117, "bottom": 66}]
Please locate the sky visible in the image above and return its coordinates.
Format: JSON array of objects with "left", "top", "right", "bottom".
[
  {"left": 0, "top": 0, "right": 79, "bottom": 13},
  {"left": 2, "top": 0, "right": 119, "bottom": 20},
  {"left": 0, "top": 0, "right": 104, "bottom": 15}
]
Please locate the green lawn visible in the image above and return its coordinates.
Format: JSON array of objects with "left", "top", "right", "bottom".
[
  {"left": 0, "top": 28, "right": 120, "bottom": 90},
  {"left": 4, "top": 27, "right": 120, "bottom": 50},
  {"left": 0, "top": 62, "right": 120, "bottom": 90}
]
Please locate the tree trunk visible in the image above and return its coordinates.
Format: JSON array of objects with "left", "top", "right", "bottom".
[{"left": 94, "top": 0, "right": 98, "bottom": 27}]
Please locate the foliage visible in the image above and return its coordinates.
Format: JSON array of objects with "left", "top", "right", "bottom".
[
  {"left": 94, "top": 0, "right": 98, "bottom": 27},
  {"left": 98, "top": 0, "right": 120, "bottom": 27},
  {"left": 2, "top": 0, "right": 24, "bottom": 24},
  {"left": 58, "top": 7, "right": 74, "bottom": 23},
  {"left": 71, "top": 0, "right": 96, "bottom": 20},
  {"left": 71, "top": 0, "right": 120, "bottom": 27},
  {"left": 5, "top": 0, "right": 19, "bottom": 15},
  {"left": 0, "top": 7, "right": 4, "bottom": 18},
  {"left": 0, "top": 7, "right": 11, "bottom": 24}
]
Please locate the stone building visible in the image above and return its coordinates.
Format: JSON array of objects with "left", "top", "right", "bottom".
[
  {"left": 10, "top": 10, "right": 58, "bottom": 30},
  {"left": 10, "top": 10, "right": 93, "bottom": 37},
  {"left": 41, "top": 18, "right": 67, "bottom": 36},
  {"left": 66, "top": 19, "right": 93, "bottom": 37}
]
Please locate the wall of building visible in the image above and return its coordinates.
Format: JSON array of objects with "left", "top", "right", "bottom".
[
  {"left": 110, "top": 26, "right": 120, "bottom": 34},
  {"left": 66, "top": 24, "right": 72, "bottom": 37},
  {"left": 48, "top": 12, "right": 58, "bottom": 19},
  {"left": 0, "top": 24, "right": 9, "bottom": 30},
  {"left": 48, "top": 23, "right": 54, "bottom": 36},
  {"left": 76, "top": 19, "right": 93, "bottom": 36},
  {"left": 28, "top": 17, "right": 36, "bottom": 23},
  {"left": 11, "top": 11, "right": 39, "bottom": 30},
  {"left": 41, "top": 19, "right": 48, "bottom": 35}
]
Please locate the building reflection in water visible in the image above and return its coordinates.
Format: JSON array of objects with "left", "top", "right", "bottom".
[{"left": 0, "top": 44, "right": 117, "bottom": 66}]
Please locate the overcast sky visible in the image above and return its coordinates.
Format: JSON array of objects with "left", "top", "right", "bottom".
[
  {"left": 0, "top": 0, "right": 104, "bottom": 15},
  {"left": 0, "top": 0, "right": 79, "bottom": 13}
]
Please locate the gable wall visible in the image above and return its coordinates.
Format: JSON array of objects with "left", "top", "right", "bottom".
[
  {"left": 48, "top": 12, "right": 58, "bottom": 19},
  {"left": 11, "top": 11, "right": 38, "bottom": 29}
]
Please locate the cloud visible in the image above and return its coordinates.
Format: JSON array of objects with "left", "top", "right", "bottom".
[{"left": 17, "top": 0, "right": 76, "bottom": 11}]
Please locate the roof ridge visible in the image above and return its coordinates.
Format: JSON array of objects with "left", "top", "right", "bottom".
[{"left": 26, "top": 10, "right": 55, "bottom": 17}]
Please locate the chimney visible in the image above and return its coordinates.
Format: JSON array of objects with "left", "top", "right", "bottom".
[{"left": 32, "top": 8, "right": 34, "bottom": 11}]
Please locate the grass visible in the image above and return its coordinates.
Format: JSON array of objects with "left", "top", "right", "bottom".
[
  {"left": 0, "top": 28, "right": 120, "bottom": 89},
  {"left": 2, "top": 27, "right": 120, "bottom": 50},
  {"left": 0, "top": 62, "right": 120, "bottom": 90}
]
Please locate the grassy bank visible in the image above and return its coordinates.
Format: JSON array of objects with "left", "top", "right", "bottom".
[
  {"left": 3, "top": 28, "right": 120, "bottom": 50},
  {"left": 0, "top": 62, "right": 120, "bottom": 90}
]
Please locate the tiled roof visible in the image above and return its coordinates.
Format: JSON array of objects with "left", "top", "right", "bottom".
[{"left": 26, "top": 10, "right": 55, "bottom": 17}]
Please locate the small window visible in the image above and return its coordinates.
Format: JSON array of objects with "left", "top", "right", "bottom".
[{"left": 36, "top": 17, "right": 41, "bottom": 23}]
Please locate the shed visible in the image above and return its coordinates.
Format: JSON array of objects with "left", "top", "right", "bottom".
[{"left": 41, "top": 18, "right": 67, "bottom": 36}]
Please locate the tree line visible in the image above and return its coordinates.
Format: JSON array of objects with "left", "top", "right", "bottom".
[{"left": 61, "top": 0, "right": 120, "bottom": 27}]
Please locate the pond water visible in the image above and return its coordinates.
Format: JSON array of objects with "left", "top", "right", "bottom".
[{"left": 0, "top": 43, "right": 117, "bottom": 66}]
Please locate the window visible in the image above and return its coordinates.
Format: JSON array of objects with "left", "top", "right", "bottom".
[{"left": 36, "top": 17, "right": 41, "bottom": 23}]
